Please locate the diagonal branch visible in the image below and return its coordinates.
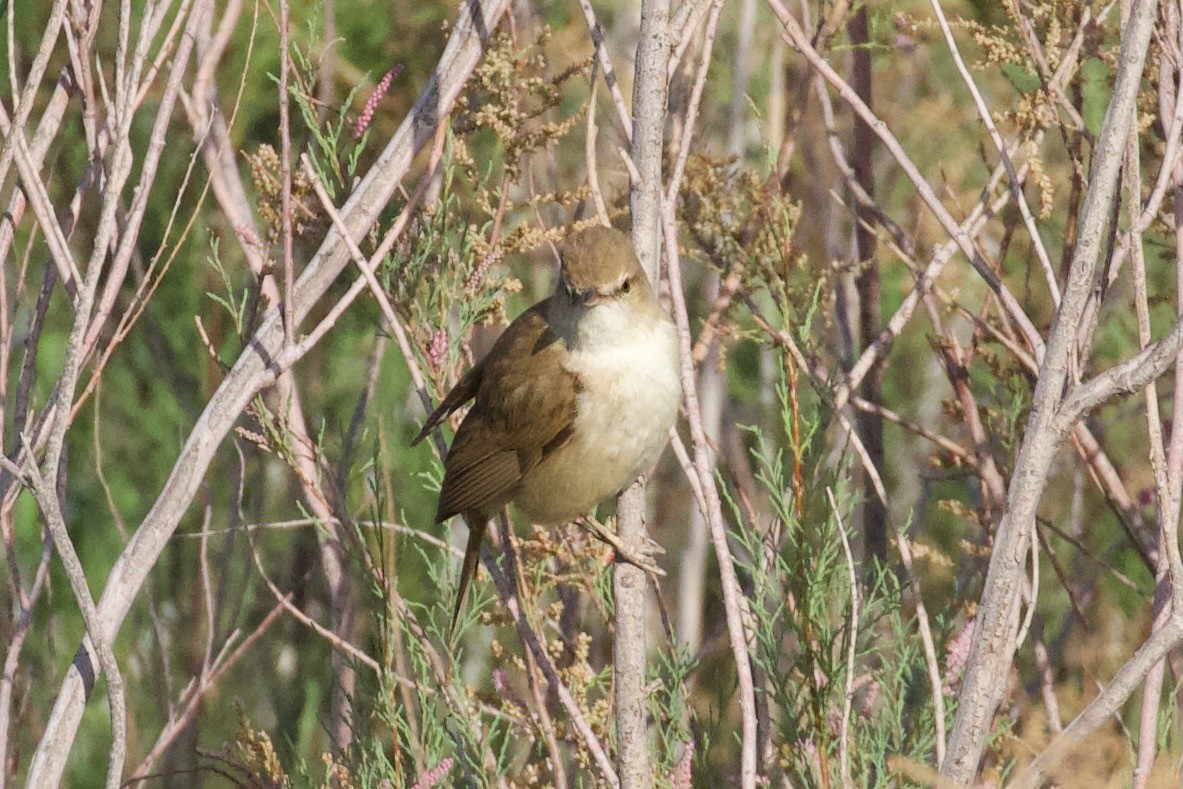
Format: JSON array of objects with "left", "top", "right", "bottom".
[
  {"left": 939, "top": 0, "right": 1161, "bottom": 777},
  {"left": 1058, "top": 318, "right": 1183, "bottom": 430},
  {"left": 24, "top": 1, "right": 511, "bottom": 782}
]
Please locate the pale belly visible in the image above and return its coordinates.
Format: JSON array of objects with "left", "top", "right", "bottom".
[{"left": 513, "top": 321, "right": 680, "bottom": 524}]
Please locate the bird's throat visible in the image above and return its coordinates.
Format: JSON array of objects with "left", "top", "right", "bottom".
[{"left": 549, "top": 294, "right": 666, "bottom": 354}]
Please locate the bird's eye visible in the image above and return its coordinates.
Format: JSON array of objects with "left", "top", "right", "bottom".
[{"left": 621, "top": 278, "right": 632, "bottom": 294}]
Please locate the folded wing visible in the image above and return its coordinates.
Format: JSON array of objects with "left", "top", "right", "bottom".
[{"left": 431, "top": 303, "right": 580, "bottom": 522}]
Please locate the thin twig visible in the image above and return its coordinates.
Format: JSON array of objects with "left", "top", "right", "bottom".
[
  {"left": 928, "top": 0, "right": 1060, "bottom": 306},
  {"left": 827, "top": 488, "right": 859, "bottom": 789},
  {"left": 584, "top": 76, "right": 611, "bottom": 227},
  {"left": 485, "top": 520, "right": 621, "bottom": 787},
  {"left": 242, "top": 516, "right": 380, "bottom": 673},
  {"left": 278, "top": 0, "right": 295, "bottom": 346},
  {"left": 26, "top": 2, "right": 511, "bottom": 780},
  {"left": 664, "top": 202, "right": 760, "bottom": 787},
  {"left": 576, "top": 0, "right": 632, "bottom": 144}
]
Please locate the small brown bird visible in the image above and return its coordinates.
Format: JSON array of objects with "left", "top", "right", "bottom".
[{"left": 412, "top": 226, "right": 681, "bottom": 627}]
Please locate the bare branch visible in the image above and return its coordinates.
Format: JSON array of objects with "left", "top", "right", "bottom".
[
  {"left": 577, "top": 0, "right": 633, "bottom": 144},
  {"left": 1011, "top": 616, "right": 1183, "bottom": 787},
  {"left": 618, "top": 0, "right": 671, "bottom": 782},
  {"left": 25, "top": 2, "right": 511, "bottom": 781},
  {"left": 928, "top": 0, "right": 1060, "bottom": 306},
  {"left": 942, "top": 0, "right": 1160, "bottom": 776},
  {"left": 827, "top": 488, "right": 859, "bottom": 789},
  {"left": 1057, "top": 318, "right": 1183, "bottom": 430},
  {"left": 666, "top": 203, "right": 759, "bottom": 786}
]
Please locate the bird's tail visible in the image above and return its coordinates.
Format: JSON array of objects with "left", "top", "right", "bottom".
[{"left": 450, "top": 512, "right": 488, "bottom": 636}]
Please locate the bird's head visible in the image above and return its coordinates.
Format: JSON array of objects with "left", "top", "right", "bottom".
[
  {"left": 551, "top": 226, "right": 667, "bottom": 351},
  {"left": 556, "top": 226, "right": 653, "bottom": 310}
]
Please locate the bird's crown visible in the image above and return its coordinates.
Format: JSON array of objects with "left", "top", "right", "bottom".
[{"left": 559, "top": 226, "right": 646, "bottom": 293}]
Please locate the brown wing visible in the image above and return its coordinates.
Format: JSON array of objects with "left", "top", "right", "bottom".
[
  {"left": 411, "top": 362, "right": 483, "bottom": 447},
  {"left": 435, "top": 302, "right": 579, "bottom": 522}
]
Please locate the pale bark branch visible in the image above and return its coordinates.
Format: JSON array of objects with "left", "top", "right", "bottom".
[
  {"left": 24, "top": 2, "right": 510, "bottom": 782},
  {"left": 942, "top": 0, "right": 1160, "bottom": 777},
  {"left": 928, "top": 0, "right": 1060, "bottom": 306},
  {"left": 577, "top": 0, "right": 633, "bottom": 144},
  {"left": 618, "top": 0, "right": 671, "bottom": 783},
  {"left": 658, "top": 0, "right": 759, "bottom": 781},
  {"left": 827, "top": 488, "right": 859, "bottom": 789}
]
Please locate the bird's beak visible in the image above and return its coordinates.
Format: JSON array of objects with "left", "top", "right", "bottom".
[{"left": 561, "top": 277, "right": 600, "bottom": 306}]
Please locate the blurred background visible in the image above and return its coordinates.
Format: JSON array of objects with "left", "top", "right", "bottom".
[{"left": 2, "top": 0, "right": 1179, "bottom": 785}]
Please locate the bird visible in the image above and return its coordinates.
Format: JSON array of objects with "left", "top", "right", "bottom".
[{"left": 412, "top": 225, "right": 682, "bottom": 629}]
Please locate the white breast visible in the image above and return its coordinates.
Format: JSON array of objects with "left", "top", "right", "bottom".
[{"left": 512, "top": 302, "right": 681, "bottom": 524}]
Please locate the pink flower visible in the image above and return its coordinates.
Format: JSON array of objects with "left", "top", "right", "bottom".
[
  {"left": 943, "top": 619, "right": 976, "bottom": 695},
  {"left": 409, "top": 757, "right": 453, "bottom": 789},
  {"left": 234, "top": 223, "right": 262, "bottom": 248},
  {"left": 465, "top": 247, "right": 503, "bottom": 293},
  {"left": 427, "top": 329, "right": 448, "bottom": 371},
  {"left": 670, "top": 741, "right": 693, "bottom": 788},
  {"left": 859, "top": 678, "right": 881, "bottom": 717},
  {"left": 353, "top": 65, "right": 404, "bottom": 140}
]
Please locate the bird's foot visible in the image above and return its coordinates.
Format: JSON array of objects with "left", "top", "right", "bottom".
[{"left": 576, "top": 516, "right": 666, "bottom": 577}]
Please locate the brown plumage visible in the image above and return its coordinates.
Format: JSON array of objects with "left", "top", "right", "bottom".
[
  {"left": 412, "top": 226, "right": 680, "bottom": 631},
  {"left": 414, "top": 305, "right": 580, "bottom": 521},
  {"left": 412, "top": 303, "right": 582, "bottom": 628}
]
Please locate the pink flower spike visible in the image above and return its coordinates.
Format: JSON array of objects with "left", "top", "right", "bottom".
[
  {"left": 234, "top": 222, "right": 262, "bottom": 249},
  {"left": 427, "top": 329, "right": 448, "bottom": 372},
  {"left": 670, "top": 741, "right": 694, "bottom": 789},
  {"left": 353, "top": 64, "right": 405, "bottom": 140},
  {"left": 465, "top": 247, "right": 504, "bottom": 294},
  {"left": 943, "top": 618, "right": 976, "bottom": 695},
  {"left": 409, "top": 757, "right": 454, "bottom": 789}
]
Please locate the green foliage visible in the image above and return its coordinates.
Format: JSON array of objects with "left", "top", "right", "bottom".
[
  {"left": 9, "top": 0, "right": 1183, "bottom": 785},
  {"left": 378, "top": 160, "right": 515, "bottom": 380},
  {"left": 286, "top": 25, "right": 372, "bottom": 199},
  {"left": 205, "top": 236, "right": 251, "bottom": 338},
  {"left": 712, "top": 359, "right": 946, "bottom": 787}
]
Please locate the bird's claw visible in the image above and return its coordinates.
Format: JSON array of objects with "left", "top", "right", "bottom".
[{"left": 576, "top": 516, "right": 666, "bottom": 577}]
